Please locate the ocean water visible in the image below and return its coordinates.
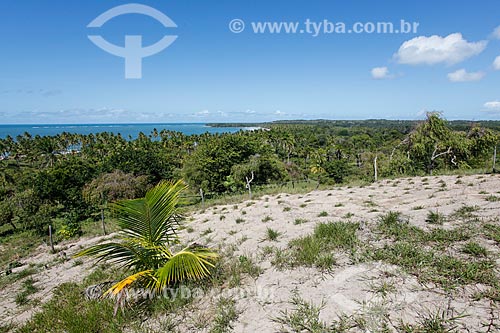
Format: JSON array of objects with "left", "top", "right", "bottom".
[{"left": 0, "top": 123, "right": 248, "bottom": 139}]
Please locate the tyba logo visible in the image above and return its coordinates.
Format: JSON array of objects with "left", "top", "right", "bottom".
[{"left": 88, "top": 3, "right": 177, "bottom": 79}]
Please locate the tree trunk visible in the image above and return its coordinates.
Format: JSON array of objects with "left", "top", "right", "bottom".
[
  {"left": 245, "top": 171, "right": 254, "bottom": 200},
  {"left": 374, "top": 155, "right": 378, "bottom": 182}
]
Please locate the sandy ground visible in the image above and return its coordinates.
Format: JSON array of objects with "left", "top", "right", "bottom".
[
  {"left": 0, "top": 233, "right": 115, "bottom": 325},
  {"left": 1, "top": 174, "right": 499, "bottom": 332}
]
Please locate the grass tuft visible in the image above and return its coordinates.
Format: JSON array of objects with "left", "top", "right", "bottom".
[
  {"left": 274, "top": 221, "right": 359, "bottom": 270},
  {"left": 265, "top": 228, "right": 281, "bottom": 241}
]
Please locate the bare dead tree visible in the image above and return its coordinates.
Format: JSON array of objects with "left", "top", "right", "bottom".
[
  {"left": 429, "top": 146, "right": 452, "bottom": 175},
  {"left": 245, "top": 171, "right": 254, "bottom": 199},
  {"left": 390, "top": 137, "right": 409, "bottom": 161}
]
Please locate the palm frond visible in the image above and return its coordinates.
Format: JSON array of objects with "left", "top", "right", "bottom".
[
  {"left": 104, "top": 269, "right": 153, "bottom": 296},
  {"left": 111, "top": 180, "right": 187, "bottom": 245},
  {"left": 74, "top": 242, "right": 142, "bottom": 269},
  {"left": 76, "top": 180, "right": 219, "bottom": 305},
  {"left": 154, "top": 247, "right": 218, "bottom": 290}
]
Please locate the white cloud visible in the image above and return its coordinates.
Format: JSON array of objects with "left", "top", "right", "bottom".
[
  {"left": 193, "top": 110, "right": 210, "bottom": 117},
  {"left": 483, "top": 101, "right": 500, "bottom": 111},
  {"left": 1, "top": 88, "right": 63, "bottom": 97},
  {"left": 371, "top": 67, "right": 392, "bottom": 79},
  {"left": 4, "top": 108, "right": 178, "bottom": 123},
  {"left": 395, "top": 33, "right": 487, "bottom": 65},
  {"left": 492, "top": 26, "right": 500, "bottom": 39},
  {"left": 493, "top": 56, "right": 500, "bottom": 70},
  {"left": 447, "top": 69, "right": 485, "bottom": 82}
]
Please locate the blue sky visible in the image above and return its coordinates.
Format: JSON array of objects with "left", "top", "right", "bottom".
[{"left": 1, "top": 0, "right": 500, "bottom": 123}]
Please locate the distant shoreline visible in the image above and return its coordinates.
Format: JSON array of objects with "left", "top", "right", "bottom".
[{"left": 0, "top": 123, "right": 249, "bottom": 139}]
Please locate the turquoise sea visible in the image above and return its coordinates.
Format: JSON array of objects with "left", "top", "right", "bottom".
[{"left": 0, "top": 123, "right": 248, "bottom": 139}]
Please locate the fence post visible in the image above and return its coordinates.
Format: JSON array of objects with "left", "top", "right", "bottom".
[
  {"left": 101, "top": 208, "right": 107, "bottom": 235},
  {"left": 493, "top": 145, "right": 497, "bottom": 173},
  {"left": 49, "top": 225, "right": 55, "bottom": 253},
  {"left": 199, "top": 188, "right": 205, "bottom": 209}
]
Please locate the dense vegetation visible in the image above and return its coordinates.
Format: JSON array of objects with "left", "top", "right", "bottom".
[{"left": 0, "top": 113, "right": 498, "bottom": 243}]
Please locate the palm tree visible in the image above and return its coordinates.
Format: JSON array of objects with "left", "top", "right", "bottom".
[{"left": 75, "top": 180, "right": 218, "bottom": 297}]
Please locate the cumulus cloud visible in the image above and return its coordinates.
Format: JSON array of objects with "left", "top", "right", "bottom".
[
  {"left": 483, "top": 101, "right": 500, "bottom": 111},
  {"left": 492, "top": 26, "right": 500, "bottom": 39},
  {"left": 447, "top": 69, "right": 485, "bottom": 82},
  {"left": 371, "top": 67, "right": 392, "bottom": 79},
  {"left": 493, "top": 56, "right": 500, "bottom": 70},
  {"left": 394, "top": 33, "right": 487, "bottom": 65}
]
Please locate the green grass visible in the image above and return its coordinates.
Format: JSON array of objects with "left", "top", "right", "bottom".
[
  {"left": 201, "top": 228, "right": 214, "bottom": 236},
  {"left": 274, "top": 221, "right": 359, "bottom": 270},
  {"left": 261, "top": 215, "right": 273, "bottom": 223},
  {"left": 283, "top": 206, "right": 291, "bottom": 212},
  {"left": 369, "top": 280, "right": 396, "bottom": 297},
  {"left": 462, "top": 241, "right": 488, "bottom": 257},
  {"left": 0, "top": 266, "right": 37, "bottom": 290},
  {"left": 483, "top": 223, "right": 500, "bottom": 243},
  {"left": 265, "top": 228, "right": 281, "bottom": 241},
  {"left": 376, "top": 211, "right": 469, "bottom": 246},
  {"left": 81, "top": 218, "right": 119, "bottom": 237},
  {"left": 452, "top": 205, "right": 479, "bottom": 220},
  {"left": 317, "top": 211, "right": 328, "bottom": 217},
  {"left": 209, "top": 297, "right": 238, "bottom": 333},
  {"left": 485, "top": 195, "right": 500, "bottom": 202},
  {"left": 0, "top": 231, "right": 41, "bottom": 273},
  {"left": 373, "top": 242, "right": 497, "bottom": 289},
  {"left": 293, "top": 218, "right": 308, "bottom": 225},
  {"left": 17, "top": 282, "right": 127, "bottom": 333},
  {"left": 398, "top": 308, "right": 464, "bottom": 332},
  {"left": 377, "top": 211, "right": 424, "bottom": 241},
  {"left": 364, "top": 200, "right": 378, "bottom": 207},
  {"left": 212, "top": 255, "right": 262, "bottom": 288},
  {"left": 235, "top": 218, "right": 245, "bottom": 224},
  {"left": 273, "top": 291, "right": 328, "bottom": 333},
  {"left": 426, "top": 210, "right": 445, "bottom": 225},
  {"left": 15, "top": 277, "right": 38, "bottom": 306}
]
